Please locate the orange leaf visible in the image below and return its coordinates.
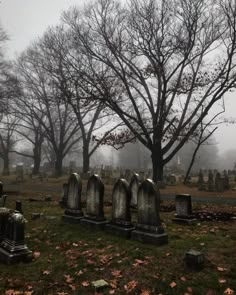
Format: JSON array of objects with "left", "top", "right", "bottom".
[
  {"left": 180, "top": 276, "right": 187, "bottom": 282},
  {"left": 32, "top": 251, "right": 40, "bottom": 259},
  {"left": 187, "top": 287, "right": 193, "bottom": 293},
  {"left": 217, "top": 267, "right": 227, "bottom": 272},
  {"left": 140, "top": 290, "right": 150, "bottom": 295},
  {"left": 43, "top": 270, "right": 50, "bottom": 275},
  {"left": 111, "top": 270, "right": 122, "bottom": 278},
  {"left": 69, "top": 284, "right": 76, "bottom": 291},
  {"left": 219, "top": 278, "right": 227, "bottom": 284},
  {"left": 109, "top": 290, "right": 115, "bottom": 294},
  {"left": 124, "top": 280, "right": 137, "bottom": 293},
  {"left": 64, "top": 274, "right": 73, "bottom": 283},
  {"left": 169, "top": 281, "right": 177, "bottom": 288}
]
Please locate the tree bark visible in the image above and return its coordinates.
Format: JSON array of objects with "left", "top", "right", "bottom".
[
  {"left": 151, "top": 145, "right": 164, "bottom": 182},
  {"left": 83, "top": 143, "right": 90, "bottom": 174},
  {"left": 184, "top": 144, "right": 201, "bottom": 184},
  {"left": 54, "top": 154, "right": 63, "bottom": 177},
  {"left": 2, "top": 155, "right": 10, "bottom": 176},
  {"left": 32, "top": 146, "right": 41, "bottom": 175}
]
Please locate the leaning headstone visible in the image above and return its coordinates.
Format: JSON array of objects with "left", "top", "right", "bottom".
[
  {"left": 129, "top": 173, "right": 140, "bottom": 207},
  {"left": 215, "top": 172, "right": 224, "bottom": 192},
  {"left": 172, "top": 194, "right": 196, "bottom": 225},
  {"left": 0, "top": 211, "right": 32, "bottom": 263},
  {"left": 59, "top": 183, "right": 69, "bottom": 208},
  {"left": 207, "top": 170, "right": 214, "bottom": 192},
  {"left": 80, "top": 175, "right": 107, "bottom": 229},
  {"left": 131, "top": 179, "right": 168, "bottom": 245},
  {"left": 106, "top": 179, "right": 134, "bottom": 238},
  {"left": 62, "top": 173, "right": 83, "bottom": 223}
]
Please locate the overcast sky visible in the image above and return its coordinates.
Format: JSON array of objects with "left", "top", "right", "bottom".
[{"left": 0, "top": 0, "right": 236, "bottom": 156}]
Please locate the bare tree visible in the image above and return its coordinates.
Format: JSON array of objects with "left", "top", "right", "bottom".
[{"left": 64, "top": 0, "right": 236, "bottom": 182}]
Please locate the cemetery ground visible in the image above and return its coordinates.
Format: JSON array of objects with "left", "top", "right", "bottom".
[{"left": 0, "top": 176, "right": 236, "bottom": 295}]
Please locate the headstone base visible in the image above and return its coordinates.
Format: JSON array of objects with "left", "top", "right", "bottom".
[
  {"left": 106, "top": 223, "right": 135, "bottom": 239},
  {"left": 131, "top": 230, "right": 168, "bottom": 246},
  {"left": 80, "top": 218, "right": 108, "bottom": 230},
  {"left": 172, "top": 216, "right": 197, "bottom": 225},
  {"left": 0, "top": 239, "right": 32, "bottom": 264},
  {"left": 63, "top": 209, "right": 83, "bottom": 223}
]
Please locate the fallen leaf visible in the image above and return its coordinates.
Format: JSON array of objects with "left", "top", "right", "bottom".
[
  {"left": 75, "top": 270, "right": 83, "bottom": 276},
  {"left": 224, "top": 288, "right": 234, "bottom": 294},
  {"left": 140, "top": 290, "right": 150, "bottom": 295},
  {"left": 64, "top": 274, "right": 73, "bottom": 284},
  {"left": 219, "top": 278, "right": 227, "bottom": 284},
  {"left": 69, "top": 284, "right": 76, "bottom": 291},
  {"left": 169, "top": 281, "right": 177, "bottom": 288},
  {"left": 111, "top": 270, "right": 122, "bottom": 278},
  {"left": 109, "top": 290, "right": 115, "bottom": 294},
  {"left": 187, "top": 287, "right": 193, "bottom": 293},
  {"left": 124, "top": 280, "right": 137, "bottom": 293},
  {"left": 32, "top": 251, "right": 40, "bottom": 259},
  {"left": 181, "top": 276, "right": 187, "bottom": 282},
  {"left": 217, "top": 267, "right": 227, "bottom": 272},
  {"left": 206, "top": 290, "right": 215, "bottom": 295},
  {"left": 81, "top": 281, "right": 89, "bottom": 287},
  {"left": 43, "top": 270, "right": 50, "bottom": 275}
]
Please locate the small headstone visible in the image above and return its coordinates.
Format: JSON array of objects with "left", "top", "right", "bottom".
[
  {"left": 185, "top": 250, "right": 204, "bottom": 270},
  {"left": 62, "top": 173, "right": 84, "bottom": 223},
  {"left": 172, "top": 194, "right": 196, "bottom": 225},
  {"left": 80, "top": 175, "right": 107, "bottom": 229},
  {"left": 106, "top": 178, "right": 134, "bottom": 238},
  {"left": 129, "top": 173, "right": 140, "bottom": 207},
  {"left": 215, "top": 172, "right": 224, "bottom": 192},
  {"left": 207, "top": 170, "right": 214, "bottom": 192},
  {"left": 131, "top": 179, "right": 168, "bottom": 245},
  {"left": 167, "top": 174, "right": 176, "bottom": 185},
  {"left": 15, "top": 201, "right": 23, "bottom": 213},
  {"left": 0, "top": 212, "right": 32, "bottom": 263}
]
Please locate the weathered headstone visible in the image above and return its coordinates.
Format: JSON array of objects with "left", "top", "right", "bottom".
[
  {"left": 207, "top": 170, "right": 214, "bottom": 192},
  {"left": 62, "top": 173, "right": 83, "bottom": 223},
  {"left": 131, "top": 179, "right": 168, "bottom": 245},
  {"left": 129, "top": 173, "right": 140, "bottom": 207},
  {"left": 167, "top": 174, "right": 176, "bottom": 185},
  {"left": 172, "top": 194, "right": 196, "bottom": 224},
  {"left": 59, "top": 183, "right": 69, "bottom": 208},
  {"left": 80, "top": 175, "right": 107, "bottom": 229},
  {"left": 106, "top": 178, "right": 134, "bottom": 238},
  {"left": 0, "top": 211, "right": 32, "bottom": 263},
  {"left": 185, "top": 250, "right": 204, "bottom": 270}
]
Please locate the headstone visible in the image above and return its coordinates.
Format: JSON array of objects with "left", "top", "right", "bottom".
[
  {"left": 131, "top": 179, "right": 168, "bottom": 245},
  {"left": 129, "top": 173, "right": 140, "bottom": 207},
  {"left": 185, "top": 250, "right": 204, "bottom": 270},
  {"left": 167, "top": 174, "right": 176, "bottom": 185},
  {"left": 215, "top": 172, "right": 224, "bottom": 192},
  {"left": 15, "top": 201, "right": 23, "bottom": 214},
  {"left": 172, "top": 194, "right": 196, "bottom": 224},
  {"left": 59, "top": 183, "right": 69, "bottom": 208},
  {"left": 16, "top": 165, "right": 24, "bottom": 182},
  {"left": 198, "top": 169, "right": 206, "bottom": 190},
  {"left": 80, "top": 175, "right": 107, "bottom": 229},
  {"left": 0, "top": 211, "right": 32, "bottom": 263},
  {"left": 106, "top": 178, "right": 135, "bottom": 238},
  {"left": 207, "top": 170, "right": 214, "bottom": 192},
  {"left": 223, "top": 170, "right": 230, "bottom": 190},
  {"left": 62, "top": 173, "right": 84, "bottom": 223}
]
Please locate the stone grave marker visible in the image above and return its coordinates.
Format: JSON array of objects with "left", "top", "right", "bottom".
[
  {"left": 172, "top": 194, "right": 196, "bottom": 224},
  {"left": 63, "top": 173, "right": 84, "bottom": 223},
  {"left": 59, "top": 183, "right": 69, "bottom": 208},
  {"left": 106, "top": 178, "right": 134, "bottom": 238},
  {"left": 80, "top": 175, "right": 107, "bottom": 229},
  {"left": 129, "top": 173, "right": 140, "bottom": 207},
  {"left": 207, "top": 170, "right": 214, "bottom": 192},
  {"left": 0, "top": 210, "right": 32, "bottom": 263},
  {"left": 16, "top": 165, "right": 24, "bottom": 182},
  {"left": 131, "top": 179, "right": 168, "bottom": 245},
  {"left": 223, "top": 170, "right": 230, "bottom": 190},
  {"left": 215, "top": 172, "right": 224, "bottom": 192}
]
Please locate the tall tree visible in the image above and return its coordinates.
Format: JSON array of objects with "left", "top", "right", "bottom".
[{"left": 64, "top": 0, "right": 236, "bottom": 181}]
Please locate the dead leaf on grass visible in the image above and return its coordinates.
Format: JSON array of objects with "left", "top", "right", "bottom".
[
  {"left": 64, "top": 274, "right": 73, "bottom": 284},
  {"left": 180, "top": 276, "right": 187, "bottom": 282},
  {"left": 219, "top": 278, "right": 227, "bottom": 284},
  {"left": 224, "top": 288, "right": 234, "bottom": 294},
  {"left": 217, "top": 266, "right": 227, "bottom": 272},
  {"left": 124, "top": 280, "right": 137, "bottom": 293},
  {"left": 43, "top": 270, "right": 50, "bottom": 275},
  {"left": 81, "top": 281, "right": 89, "bottom": 287},
  {"left": 32, "top": 251, "right": 40, "bottom": 259},
  {"left": 140, "top": 290, "right": 150, "bottom": 295}
]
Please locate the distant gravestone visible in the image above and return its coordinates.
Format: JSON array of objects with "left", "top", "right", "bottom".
[
  {"left": 198, "top": 169, "right": 206, "bottom": 191},
  {"left": 59, "top": 183, "right": 69, "bottom": 208},
  {"left": 223, "top": 170, "right": 230, "bottom": 190},
  {"left": 16, "top": 165, "right": 24, "bottom": 182},
  {"left": 80, "top": 175, "right": 107, "bottom": 229},
  {"left": 167, "top": 174, "right": 176, "bottom": 185},
  {"left": 0, "top": 212, "right": 32, "bottom": 263},
  {"left": 131, "top": 179, "right": 168, "bottom": 245},
  {"left": 207, "top": 170, "right": 214, "bottom": 192},
  {"left": 129, "top": 173, "right": 140, "bottom": 207},
  {"left": 63, "top": 173, "right": 83, "bottom": 223},
  {"left": 106, "top": 179, "right": 134, "bottom": 238},
  {"left": 215, "top": 172, "right": 224, "bottom": 192},
  {"left": 172, "top": 194, "right": 196, "bottom": 224}
]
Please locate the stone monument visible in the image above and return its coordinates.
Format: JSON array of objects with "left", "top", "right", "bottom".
[
  {"left": 131, "top": 179, "right": 168, "bottom": 245},
  {"left": 172, "top": 194, "right": 196, "bottom": 224},
  {"left": 129, "top": 173, "right": 140, "bottom": 208}
]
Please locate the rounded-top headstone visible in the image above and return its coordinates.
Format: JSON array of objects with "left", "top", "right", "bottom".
[
  {"left": 129, "top": 173, "right": 140, "bottom": 207},
  {"left": 137, "top": 179, "right": 161, "bottom": 226},
  {"left": 67, "top": 173, "right": 82, "bottom": 210},
  {"left": 86, "top": 174, "right": 104, "bottom": 218},
  {"left": 112, "top": 178, "right": 131, "bottom": 222}
]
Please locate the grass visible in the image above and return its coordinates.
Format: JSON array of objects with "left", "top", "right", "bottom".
[{"left": 0, "top": 177, "right": 235, "bottom": 295}]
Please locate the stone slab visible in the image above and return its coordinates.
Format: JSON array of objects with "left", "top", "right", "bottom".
[
  {"left": 80, "top": 218, "right": 108, "bottom": 230},
  {"left": 131, "top": 230, "right": 168, "bottom": 246},
  {"left": 172, "top": 217, "right": 197, "bottom": 225},
  {"left": 106, "top": 223, "right": 135, "bottom": 239},
  {"left": 0, "top": 240, "right": 32, "bottom": 264}
]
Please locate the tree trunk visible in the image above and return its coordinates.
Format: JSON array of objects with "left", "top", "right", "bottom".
[
  {"left": 184, "top": 144, "right": 200, "bottom": 184},
  {"left": 54, "top": 154, "right": 63, "bottom": 177},
  {"left": 83, "top": 143, "right": 90, "bottom": 174},
  {"left": 32, "top": 147, "right": 41, "bottom": 175},
  {"left": 151, "top": 145, "right": 164, "bottom": 183},
  {"left": 2, "top": 155, "right": 9, "bottom": 176}
]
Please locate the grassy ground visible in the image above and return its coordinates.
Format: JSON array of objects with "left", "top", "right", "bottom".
[{"left": 0, "top": 177, "right": 235, "bottom": 295}]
